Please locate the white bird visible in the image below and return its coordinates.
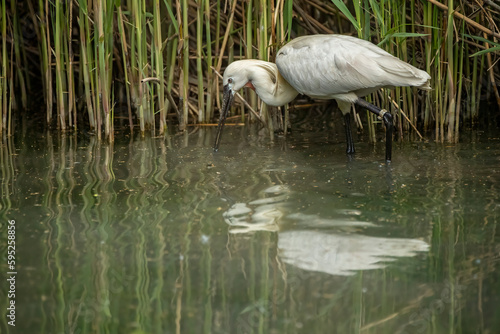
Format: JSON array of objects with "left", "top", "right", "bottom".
[{"left": 214, "top": 34, "right": 431, "bottom": 162}]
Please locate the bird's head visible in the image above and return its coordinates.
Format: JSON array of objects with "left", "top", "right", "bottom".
[
  {"left": 222, "top": 61, "right": 254, "bottom": 94},
  {"left": 214, "top": 60, "right": 283, "bottom": 151},
  {"left": 214, "top": 60, "right": 257, "bottom": 152}
]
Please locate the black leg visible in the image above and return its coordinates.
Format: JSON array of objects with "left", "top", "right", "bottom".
[
  {"left": 344, "top": 113, "right": 355, "bottom": 155},
  {"left": 383, "top": 112, "right": 393, "bottom": 162},
  {"left": 355, "top": 98, "right": 393, "bottom": 162}
]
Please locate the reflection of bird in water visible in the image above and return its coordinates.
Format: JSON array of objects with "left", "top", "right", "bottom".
[
  {"left": 223, "top": 185, "right": 289, "bottom": 233},
  {"left": 214, "top": 34, "right": 431, "bottom": 162},
  {"left": 223, "top": 186, "right": 429, "bottom": 276},
  {"left": 278, "top": 226, "right": 429, "bottom": 276}
]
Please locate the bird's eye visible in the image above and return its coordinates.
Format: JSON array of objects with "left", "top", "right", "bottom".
[{"left": 228, "top": 78, "right": 233, "bottom": 84}]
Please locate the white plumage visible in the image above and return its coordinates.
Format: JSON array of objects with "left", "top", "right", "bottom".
[
  {"left": 214, "top": 34, "right": 431, "bottom": 162},
  {"left": 276, "top": 35, "right": 430, "bottom": 104}
]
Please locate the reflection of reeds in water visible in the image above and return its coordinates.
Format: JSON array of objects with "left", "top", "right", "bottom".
[
  {"left": 14, "top": 132, "right": 222, "bottom": 332},
  {"left": 0, "top": 135, "right": 14, "bottom": 213},
  {"left": 1, "top": 129, "right": 500, "bottom": 332},
  {"left": 1, "top": 1, "right": 499, "bottom": 142}
]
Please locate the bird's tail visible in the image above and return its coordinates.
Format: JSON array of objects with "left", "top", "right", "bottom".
[
  {"left": 378, "top": 56, "right": 431, "bottom": 91},
  {"left": 418, "top": 76, "right": 432, "bottom": 91}
]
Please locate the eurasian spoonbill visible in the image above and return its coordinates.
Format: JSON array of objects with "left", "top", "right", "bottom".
[{"left": 213, "top": 34, "right": 431, "bottom": 162}]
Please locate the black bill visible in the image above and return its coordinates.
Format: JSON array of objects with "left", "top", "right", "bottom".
[{"left": 213, "top": 84, "right": 235, "bottom": 151}]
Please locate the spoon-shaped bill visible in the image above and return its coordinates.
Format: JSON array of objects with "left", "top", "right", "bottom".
[{"left": 213, "top": 84, "right": 235, "bottom": 151}]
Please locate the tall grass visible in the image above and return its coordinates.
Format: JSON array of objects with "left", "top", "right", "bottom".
[
  {"left": 1, "top": 0, "right": 7, "bottom": 133},
  {"left": 0, "top": 0, "right": 498, "bottom": 142},
  {"left": 333, "top": 0, "right": 499, "bottom": 142}
]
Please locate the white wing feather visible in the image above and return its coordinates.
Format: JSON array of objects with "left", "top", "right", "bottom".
[{"left": 276, "top": 35, "right": 430, "bottom": 100}]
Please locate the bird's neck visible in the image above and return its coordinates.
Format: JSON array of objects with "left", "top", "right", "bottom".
[{"left": 250, "top": 63, "right": 299, "bottom": 107}]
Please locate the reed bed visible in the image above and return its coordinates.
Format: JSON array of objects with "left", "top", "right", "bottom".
[{"left": 1, "top": 0, "right": 499, "bottom": 142}]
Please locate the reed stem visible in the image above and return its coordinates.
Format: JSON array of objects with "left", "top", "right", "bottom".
[
  {"left": 0, "top": 0, "right": 496, "bottom": 141},
  {"left": 0, "top": 0, "right": 7, "bottom": 132}
]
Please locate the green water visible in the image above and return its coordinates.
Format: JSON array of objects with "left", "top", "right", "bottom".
[{"left": 1, "top": 113, "right": 499, "bottom": 334}]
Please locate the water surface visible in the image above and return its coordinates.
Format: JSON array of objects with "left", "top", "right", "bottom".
[{"left": 1, "top": 112, "right": 499, "bottom": 334}]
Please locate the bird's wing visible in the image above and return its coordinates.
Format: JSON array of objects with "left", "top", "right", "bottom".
[{"left": 276, "top": 35, "right": 428, "bottom": 99}]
